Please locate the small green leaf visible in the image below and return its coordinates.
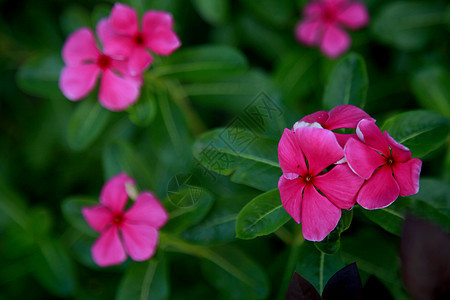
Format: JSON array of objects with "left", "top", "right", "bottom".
[
  {"left": 61, "top": 196, "right": 98, "bottom": 237},
  {"left": 236, "top": 189, "right": 290, "bottom": 239},
  {"left": 67, "top": 99, "right": 112, "bottom": 151},
  {"left": 323, "top": 53, "right": 368, "bottom": 110},
  {"left": 314, "top": 210, "right": 353, "bottom": 254},
  {"left": 116, "top": 258, "right": 169, "bottom": 300},
  {"left": 191, "top": 0, "right": 229, "bottom": 25},
  {"left": 128, "top": 88, "right": 157, "bottom": 127},
  {"left": 381, "top": 110, "right": 450, "bottom": 158}
]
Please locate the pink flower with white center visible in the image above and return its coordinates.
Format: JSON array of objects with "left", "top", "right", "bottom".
[
  {"left": 294, "top": 105, "right": 374, "bottom": 147},
  {"left": 278, "top": 126, "right": 364, "bottom": 241},
  {"left": 59, "top": 28, "right": 142, "bottom": 111},
  {"left": 295, "top": 0, "right": 369, "bottom": 58},
  {"left": 82, "top": 173, "right": 168, "bottom": 267},
  {"left": 345, "top": 119, "right": 422, "bottom": 209},
  {"left": 98, "top": 3, "right": 181, "bottom": 75}
]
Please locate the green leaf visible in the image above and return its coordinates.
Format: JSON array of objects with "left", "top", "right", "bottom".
[
  {"left": 314, "top": 210, "right": 353, "bottom": 255},
  {"left": 372, "top": 1, "right": 445, "bottom": 50},
  {"left": 16, "top": 53, "right": 64, "bottom": 100},
  {"left": 411, "top": 66, "right": 450, "bottom": 118},
  {"left": 323, "top": 53, "right": 368, "bottom": 110},
  {"left": 0, "top": 181, "right": 29, "bottom": 229},
  {"left": 116, "top": 258, "right": 169, "bottom": 300},
  {"left": 128, "top": 87, "right": 157, "bottom": 127},
  {"left": 359, "top": 205, "right": 404, "bottom": 236},
  {"left": 154, "top": 45, "right": 248, "bottom": 81},
  {"left": 381, "top": 110, "right": 450, "bottom": 158},
  {"left": 201, "top": 245, "right": 270, "bottom": 299},
  {"left": 411, "top": 177, "right": 450, "bottom": 215},
  {"left": 67, "top": 99, "right": 112, "bottom": 151},
  {"left": 236, "top": 189, "right": 290, "bottom": 239},
  {"left": 191, "top": 0, "right": 229, "bottom": 25},
  {"left": 59, "top": 5, "right": 92, "bottom": 36},
  {"left": 61, "top": 196, "right": 98, "bottom": 237},
  {"left": 242, "top": 0, "right": 294, "bottom": 27}
]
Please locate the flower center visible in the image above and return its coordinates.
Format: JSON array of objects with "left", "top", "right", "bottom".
[
  {"left": 304, "top": 174, "right": 313, "bottom": 183},
  {"left": 134, "top": 33, "right": 145, "bottom": 46},
  {"left": 112, "top": 213, "right": 124, "bottom": 225},
  {"left": 322, "top": 8, "right": 337, "bottom": 23},
  {"left": 97, "top": 54, "right": 111, "bottom": 69},
  {"left": 386, "top": 157, "right": 394, "bottom": 166}
]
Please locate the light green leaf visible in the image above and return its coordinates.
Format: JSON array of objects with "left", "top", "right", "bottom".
[
  {"left": 381, "top": 110, "right": 450, "bottom": 158},
  {"left": 191, "top": 0, "right": 229, "bottom": 25},
  {"left": 323, "top": 53, "right": 368, "bottom": 110},
  {"left": 61, "top": 196, "right": 98, "bottom": 237},
  {"left": 236, "top": 189, "right": 290, "bottom": 239}
]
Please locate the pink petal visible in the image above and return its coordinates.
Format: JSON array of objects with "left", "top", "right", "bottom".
[
  {"left": 314, "top": 164, "right": 363, "bottom": 209},
  {"left": 121, "top": 223, "right": 158, "bottom": 261},
  {"left": 278, "top": 176, "right": 305, "bottom": 224},
  {"left": 102, "top": 36, "right": 135, "bottom": 58},
  {"left": 356, "top": 119, "right": 390, "bottom": 156},
  {"left": 333, "top": 132, "right": 355, "bottom": 148},
  {"left": 299, "top": 110, "right": 329, "bottom": 125},
  {"left": 62, "top": 28, "right": 100, "bottom": 66},
  {"left": 110, "top": 3, "right": 139, "bottom": 36},
  {"left": 393, "top": 159, "right": 422, "bottom": 197},
  {"left": 100, "top": 173, "right": 135, "bottom": 213},
  {"left": 325, "top": 105, "right": 374, "bottom": 130},
  {"left": 357, "top": 166, "right": 400, "bottom": 209},
  {"left": 59, "top": 65, "right": 99, "bottom": 100},
  {"left": 92, "top": 226, "right": 126, "bottom": 267},
  {"left": 142, "top": 11, "right": 174, "bottom": 32},
  {"left": 98, "top": 69, "right": 140, "bottom": 111},
  {"left": 127, "top": 47, "right": 154, "bottom": 75},
  {"left": 124, "top": 192, "right": 168, "bottom": 229},
  {"left": 319, "top": 24, "right": 350, "bottom": 58},
  {"left": 278, "top": 128, "right": 307, "bottom": 175},
  {"left": 301, "top": 185, "right": 341, "bottom": 241},
  {"left": 303, "top": 2, "right": 323, "bottom": 17},
  {"left": 145, "top": 26, "right": 181, "bottom": 56},
  {"left": 96, "top": 18, "right": 115, "bottom": 45},
  {"left": 337, "top": 2, "right": 369, "bottom": 30},
  {"left": 82, "top": 205, "right": 112, "bottom": 233},
  {"left": 385, "top": 131, "right": 412, "bottom": 163},
  {"left": 297, "top": 127, "right": 344, "bottom": 176},
  {"left": 344, "top": 137, "right": 385, "bottom": 179},
  {"left": 295, "top": 20, "right": 323, "bottom": 46}
]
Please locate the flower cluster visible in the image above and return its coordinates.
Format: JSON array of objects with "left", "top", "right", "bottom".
[
  {"left": 278, "top": 105, "right": 422, "bottom": 241},
  {"left": 59, "top": 3, "right": 180, "bottom": 111},
  {"left": 82, "top": 173, "right": 168, "bottom": 267},
  {"left": 295, "top": 0, "right": 369, "bottom": 58}
]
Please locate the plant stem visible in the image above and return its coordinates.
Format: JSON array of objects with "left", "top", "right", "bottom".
[{"left": 319, "top": 252, "right": 325, "bottom": 294}]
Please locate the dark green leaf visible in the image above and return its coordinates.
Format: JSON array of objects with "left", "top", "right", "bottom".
[
  {"left": 128, "top": 88, "right": 157, "bottom": 127},
  {"left": 59, "top": 5, "right": 92, "bottom": 36},
  {"left": 381, "top": 110, "right": 450, "bottom": 158},
  {"left": 61, "top": 196, "right": 98, "bottom": 237},
  {"left": 242, "top": 0, "right": 294, "bottom": 27},
  {"left": 191, "top": 0, "right": 229, "bottom": 25},
  {"left": 236, "top": 189, "right": 290, "bottom": 239},
  {"left": 323, "top": 53, "right": 368, "bottom": 110}
]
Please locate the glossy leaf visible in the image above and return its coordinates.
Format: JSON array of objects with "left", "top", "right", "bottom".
[
  {"left": 61, "top": 196, "right": 98, "bottom": 237},
  {"left": 191, "top": 0, "right": 229, "bottom": 25},
  {"left": 323, "top": 53, "right": 368, "bottom": 110},
  {"left": 381, "top": 110, "right": 450, "bottom": 158}
]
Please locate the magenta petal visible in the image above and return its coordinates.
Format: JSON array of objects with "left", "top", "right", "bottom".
[
  {"left": 110, "top": 3, "right": 139, "bottom": 36},
  {"left": 297, "top": 127, "right": 344, "bottom": 176},
  {"left": 279, "top": 176, "right": 305, "bottom": 224},
  {"left": 301, "top": 185, "right": 341, "bottom": 241},
  {"left": 295, "top": 20, "right": 322, "bottom": 46},
  {"left": 337, "top": 2, "right": 369, "bottom": 30},
  {"left": 385, "top": 131, "right": 412, "bottom": 163},
  {"left": 102, "top": 36, "right": 135, "bottom": 58},
  {"left": 357, "top": 166, "right": 400, "bottom": 209},
  {"left": 62, "top": 28, "right": 100, "bottom": 66},
  {"left": 100, "top": 173, "right": 135, "bottom": 213},
  {"left": 121, "top": 223, "right": 158, "bottom": 261},
  {"left": 303, "top": 2, "right": 323, "bottom": 17},
  {"left": 299, "top": 110, "right": 329, "bottom": 125},
  {"left": 393, "top": 159, "right": 422, "bottom": 197},
  {"left": 319, "top": 25, "right": 350, "bottom": 58},
  {"left": 59, "top": 65, "right": 99, "bottom": 100},
  {"left": 142, "top": 11, "right": 174, "bottom": 32},
  {"left": 96, "top": 18, "right": 115, "bottom": 45},
  {"left": 356, "top": 119, "right": 390, "bottom": 156},
  {"left": 345, "top": 138, "right": 385, "bottom": 179},
  {"left": 325, "top": 105, "right": 374, "bottom": 130},
  {"left": 82, "top": 205, "right": 112, "bottom": 232},
  {"left": 145, "top": 26, "right": 181, "bottom": 56},
  {"left": 125, "top": 192, "right": 168, "bottom": 229},
  {"left": 127, "top": 47, "right": 154, "bottom": 75},
  {"left": 334, "top": 132, "right": 355, "bottom": 148},
  {"left": 98, "top": 69, "right": 140, "bottom": 111},
  {"left": 278, "top": 128, "right": 307, "bottom": 175},
  {"left": 92, "top": 226, "right": 126, "bottom": 267},
  {"left": 314, "top": 164, "right": 363, "bottom": 209}
]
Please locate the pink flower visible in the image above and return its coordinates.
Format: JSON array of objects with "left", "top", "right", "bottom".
[
  {"left": 278, "top": 126, "right": 364, "bottom": 241},
  {"left": 345, "top": 119, "right": 422, "bottom": 209},
  {"left": 295, "top": 0, "right": 369, "bottom": 58},
  {"left": 82, "top": 173, "right": 168, "bottom": 267},
  {"left": 98, "top": 3, "right": 181, "bottom": 75},
  {"left": 59, "top": 28, "right": 142, "bottom": 111},
  {"left": 294, "top": 105, "right": 374, "bottom": 147}
]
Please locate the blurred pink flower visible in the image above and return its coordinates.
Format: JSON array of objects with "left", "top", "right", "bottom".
[
  {"left": 295, "top": 0, "right": 369, "bottom": 58},
  {"left": 98, "top": 3, "right": 181, "bottom": 75},
  {"left": 294, "top": 104, "right": 374, "bottom": 147},
  {"left": 82, "top": 173, "right": 168, "bottom": 267},
  {"left": 59, "top": 28, "right": 142, "bottom": 111},
  {"left": 278, "top": 126, "right": 364, "bottom": 241},
  {"left": 345, "top": 119, "right": 422, "bottom": 209}
]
